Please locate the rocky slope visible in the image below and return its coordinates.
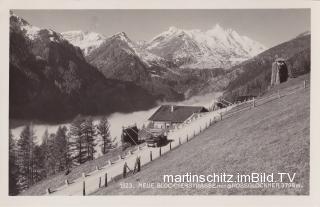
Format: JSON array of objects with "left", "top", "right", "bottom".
[
  {"left": 10, "top": 13, "right": 158, "bottom": 122},
  {"left": 60, "top": 24, "right": 268, "bottom": 100},
  {"left": 222, "top": 33, "right": 310, "bottom": 101},
  {"left": 61, "top": 30, "right": 106, "bottom": 56},
  {"left": 11, "top": 12, "right": 309, "bottom": 123},
  {"left": 67, "top": 25, "right": 266, "bottom": 99},
  {"left": 66, "top": 24, "right": 266, "bottom": 70},
  {"left": 85, "top": 32, "right": 184, "bottom": 101},
  {"left": 145, "top": 25, "right": 266, "bottom": 69}
]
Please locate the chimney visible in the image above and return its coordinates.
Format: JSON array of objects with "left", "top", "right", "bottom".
[{"left": 170, "top": 105, "right": 174, "bottom": 112}]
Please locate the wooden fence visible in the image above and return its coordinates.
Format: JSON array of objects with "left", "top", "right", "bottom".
[{"left": 48, "top": 80, "right": 308, "bottom": 195}]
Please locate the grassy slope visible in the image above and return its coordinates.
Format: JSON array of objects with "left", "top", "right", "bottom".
[
  {"left": 93, "top": 74, "right": 310, "bottom": 195},
  {"left": 20, "top": 145, "right": 140, "bottom": 195}
]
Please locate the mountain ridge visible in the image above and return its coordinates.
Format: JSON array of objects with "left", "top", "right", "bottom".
[
  {"left": 10, "top": 13, "right": 158, "bottom": 122},
  {"left": 62, "top": 24, "right": 266, "bottom": 69}
]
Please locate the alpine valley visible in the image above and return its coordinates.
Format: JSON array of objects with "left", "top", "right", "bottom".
[
  {"left": 62, "top": 24, "right": 267, "bottom": 103},
  {"left": 10, "top": 13, "right": 310, "bottom": 123}
]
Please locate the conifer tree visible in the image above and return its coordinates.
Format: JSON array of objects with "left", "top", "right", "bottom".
[
  {"left": 41, "top": 130, "right": 57, "bottom": 176},
  {"left": 82, "top": 117, "right": 96, "bottom": 160},
  {"left": 16, "top": 124, "right": 36, "bottom": 190},
  {"left": 32, "top": 145, "right": 45, "bottom": 183},
  {"left": 54, "top": 126, "right": 71, "bottom": 171},
  {"left": 9, "top": 130, "right": 19, "bottom": 195},
  {"left": 69, "top": 115, "right": 87, "bottom": 165},
  {"left": 97, "top": 116, "right": 115, "bottom": 155}
]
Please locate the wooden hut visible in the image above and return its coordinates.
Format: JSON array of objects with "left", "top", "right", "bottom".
[
  {"left": 121, "top": 125, "right": 139, "bottom": 145},
  {"left": 147, "top": 105, "right": 208, "bottom": 130}
]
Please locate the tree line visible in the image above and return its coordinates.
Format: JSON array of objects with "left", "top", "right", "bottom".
[{"left": 9, "top": 115, "right": 115, "bottom": 195}]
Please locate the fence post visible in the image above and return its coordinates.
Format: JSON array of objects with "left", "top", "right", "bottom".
[
  {"left": 159, "top": 147, "right": 162, "bottom": 157},
  {"left": 194, "top": 130, "right": 196, "bottom": 137},
  {"left": 83, "top": 181, "right": 86, "bottom": 196},
  {"left": 150, "top": 151, "right": 153, "bottom": 161},
  {"left": 200, "top": 126, "right": 202, "bottom": 133},
  {"left": 99, "top": 177, "right": 101, "bottom": 188},
  {"left": 104, "top": 173, "right": 108, "bottom": 187},
  {"left": 252, "top": 97, "right": 255, "bottom": 108},
  {"left": 118, "top": 155, "right": 122, "bottom": 160},
  {"left": 108, "top": 160, "right": 112, "bottom": 165},
  {"left": 137, "top": 156, "right": 141, "bottom": 172},
  {"left": 170, "top": 142, "right": 172, "bottom": 150},
  {"left": 82, "top": 172, "right": 86, "bottom": 178},
  {"left": 304, "top": 80, "right": 306, "bottom": 89},
  {"left": 278, "top": 90, "right": 281, "bottom": 99},
  {"left": 65, "top": 179, "right": 69, "bottom": 186},
  {"left": 123, "top": 162, "right": 127, "bottom": 178},
  {"left": 95, "top": 166, "right": 99, "bottom": 171},
  {"left": 46, "top": 188, "right": 51, "bottom": 195}
]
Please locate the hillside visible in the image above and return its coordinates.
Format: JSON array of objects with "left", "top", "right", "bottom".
[
  {"left": 10, "top": 14, "right": 158, "bottom": 122},
  {"left": 18, "top": 145, "right": 138, "bottom": 195},
  {"left": 93, "top": 74, "right": 310, "bottom": 195},
  {"left": 86, "top": 32, "right": 184, "bottom": 102},
  {"left": 66, "top": 25, "right": 268, "bottom": 100},
  {"left": 222, "top": 34, "right": 310, "bottom": 102}
]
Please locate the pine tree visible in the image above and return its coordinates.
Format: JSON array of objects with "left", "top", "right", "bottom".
[
  {"left": 32, "top": 145, "right": 45, "bottom": 183},
  {"left": 69, "top": 115, "right": 87, "bottom": 165},
  {"left": 41, "top": 129, "right": 50, "bottom": 176},
  {"left": 81, "top": 117, "right": 96, "bottom": 161},
  {"left": 54, "top": 126, "right": 71, "bottom": 171},
  {"left": 16, "top": 124, "right": 36, "bottom": 191},
  {"left": 9, "top": 130, "right": 19, "bottom": 195},
  {"left": 41, "top": 130, "right": 57, "bottom": 176},
  {"left": 97, "top": 116, "right": 115, "bottom": 155}
]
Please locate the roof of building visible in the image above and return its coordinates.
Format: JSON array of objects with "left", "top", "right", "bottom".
[{"left": 148, "top": 105, "right": 208, "bottom": 123}]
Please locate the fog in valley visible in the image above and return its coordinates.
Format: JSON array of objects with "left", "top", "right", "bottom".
[{"left": 11, "top": 92, "right": 222, "bottom": 149}]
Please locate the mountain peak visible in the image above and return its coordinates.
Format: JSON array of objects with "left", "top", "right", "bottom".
[
  {"left": 213, "top": 23, "right": 222, "bottom": 30},
  {"left": 10, "top": 14, "right": 43, "bottom": 40},
  {"left": 114, "top": 32, "right": 128, "bottom": 38},
  {"left": 168, "top": 26, "right": 180, "bottom": 32},
  {"left": 62, "top": 30, "right": 106, "bottom": 56},
  {"left": 206, "top": 23, "right": 227, "bottom": 35},
  {"left": 147, "top": 24, "right": 266, "bottom": 69}
]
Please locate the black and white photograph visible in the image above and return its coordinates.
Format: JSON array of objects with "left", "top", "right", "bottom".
[{"left": 1, "top": 0, "right": 320, "bottom": 206}]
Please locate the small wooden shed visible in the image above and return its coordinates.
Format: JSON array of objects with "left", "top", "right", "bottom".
[{"left": 121, "top": 125, "right": 139, "bottom": 145}]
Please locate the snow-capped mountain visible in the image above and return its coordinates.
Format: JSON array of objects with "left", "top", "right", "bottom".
[
  {"left": 10, "top": 12, "right": 65, "bottom": 44},
  {"left": 10, "top": 13, "right": 158, "bottom": 121},
  {"left": 145, "top": 24, "right": 266, "bottom": 69},
  {"left": 62, "top": 30, "right": 170, "bottom": 67},
  {"left": 86, "top": 32, "right": 184, "bottom": 101},
  {"left": 62, "top": 24, "right": 266, "bottom": 69},
  {"left": 61, "top": 31, "right": 106, "bottom": 56},
  {"left": 86, "top": 32, "right": 168, "bottom": 80}
]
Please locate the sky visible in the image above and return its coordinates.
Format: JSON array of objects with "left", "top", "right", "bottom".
[{"left": 12, "top": 9, "right": 310, "bottom": 48}]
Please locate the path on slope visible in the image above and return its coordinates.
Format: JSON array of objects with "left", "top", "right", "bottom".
[
  {"left": 93, "top": 75, "right": 310, "bottom": 195},
  {"left": 51, "top": 107, "right": 232, "bottom": 195}
]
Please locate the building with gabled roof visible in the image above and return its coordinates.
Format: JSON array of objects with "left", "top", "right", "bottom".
[{"left": 148, "top": 105, "right": 208, "bottom": 129}]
